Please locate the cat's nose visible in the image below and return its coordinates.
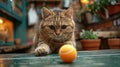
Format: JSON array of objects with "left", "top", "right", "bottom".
[{"left": 55, "top": 29, "right": 60, "bottom": 36}]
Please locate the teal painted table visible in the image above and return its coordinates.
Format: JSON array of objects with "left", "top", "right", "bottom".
[{"left": 0, "top": 50, "right": 120, "bottom": 67}]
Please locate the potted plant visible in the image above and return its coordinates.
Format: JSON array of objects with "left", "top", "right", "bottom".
[
  {"left": 108, "top": 35, "right": 120, "bottom": 49},
  {"left": 80, "top": 29, "right": 101, "bottom": 50},
  {"left": 83, "top": 0, "right": 119, "bottom": 21}
]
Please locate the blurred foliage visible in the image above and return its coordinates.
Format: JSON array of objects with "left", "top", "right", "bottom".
[{"left": 81, "top": 0, "right": 119, "bottom": 15}]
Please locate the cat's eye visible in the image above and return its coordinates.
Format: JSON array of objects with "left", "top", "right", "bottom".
[
  {"left": 61, "top": 25, "right": 67, "bottom": 29},
  {"left": 49, "top": 25, "right": 55, "bottom": 30}
]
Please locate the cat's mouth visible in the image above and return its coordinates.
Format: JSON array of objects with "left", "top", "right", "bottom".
[
  {"left": 54, "top": 36, "right": 62, "bottom": 41},
  {"left": 53, "top": 36, "right": 65, "bottom": 42}
]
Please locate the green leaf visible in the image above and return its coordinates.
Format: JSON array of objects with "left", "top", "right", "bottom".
[{"left": 80, "top": 29, "right": 98, "bottom": 39}]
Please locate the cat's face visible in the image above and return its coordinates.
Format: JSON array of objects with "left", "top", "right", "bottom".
[
  {"left": 40, "top": 7, "right": 75, "bottom": 42},
  {"left": 0, "top": 27, "right": 8, "bottom": 35},
  {"left": 0, "top": 27, "right": 8, "bottom": 41}
]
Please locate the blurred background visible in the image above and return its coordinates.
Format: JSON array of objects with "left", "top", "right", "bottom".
[{"left": 0, "top": 0, "right": 120, "bottom": 53}]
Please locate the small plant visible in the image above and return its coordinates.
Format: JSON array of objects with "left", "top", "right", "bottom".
[
  {"left": 83, "top": 0, "right": 118, "bottom": 15},
  {"left": 80, "top": 29, "right": 98, "bottom": 39}
]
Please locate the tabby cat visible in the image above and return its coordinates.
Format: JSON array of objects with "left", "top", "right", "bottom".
[
  {"left": 0, "top": 27, "right": 8, "bottom": 42},
  {"left": 33, "top": 7, "right": 76, "bottom": 56}
]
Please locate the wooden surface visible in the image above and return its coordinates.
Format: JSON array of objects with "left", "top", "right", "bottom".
[{"left": 0, "top": 50, "right": 120, "bottom": 67}]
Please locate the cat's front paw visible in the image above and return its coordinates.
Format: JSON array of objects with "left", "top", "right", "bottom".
[{"left": 34, "top": 44, "right": 50, "bottom": 56}]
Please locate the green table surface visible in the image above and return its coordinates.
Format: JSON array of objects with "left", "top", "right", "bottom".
[{"left": 0, "top": 50, "right": 120, "bottom": 67}]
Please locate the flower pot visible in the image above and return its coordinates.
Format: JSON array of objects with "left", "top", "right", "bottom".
[
  {"left": 108, "top": 38, "right": 120, "bottom": 49},
  {"left": 80, "top": 39, "right": 101, "bottom": 50},
  {"left": 107, "top": 3, "right": 120, "bottom": 15}
]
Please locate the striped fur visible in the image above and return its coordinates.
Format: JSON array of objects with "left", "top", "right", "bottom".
[
  {"left": 33, "top": 7, "right": 76, "bottom": 56},
  {"left": 0, "top": 27, "right": 8, "bottom": 42}
]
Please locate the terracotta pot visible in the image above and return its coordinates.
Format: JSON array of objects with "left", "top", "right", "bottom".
[
  {"left": 80, "top": 39, "right": 101, "bottom": 50},
  {"left": 107, "top": 3, "right": 120, "bottom": 15},
  {"left": 108, "top": 38, "right": 120, "bottom": 49}
]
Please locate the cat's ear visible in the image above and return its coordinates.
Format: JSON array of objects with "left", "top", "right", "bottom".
[
  {"left": 62, "top": 7, "right": 73, "bottom": 19},
  {"left": 42, "top": 7, "right": 55, "bottom": 18}
]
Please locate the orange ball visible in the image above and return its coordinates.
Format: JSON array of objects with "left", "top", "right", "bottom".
[{"left": 59, "top": 44, "right": 77, "bottom": 63}]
